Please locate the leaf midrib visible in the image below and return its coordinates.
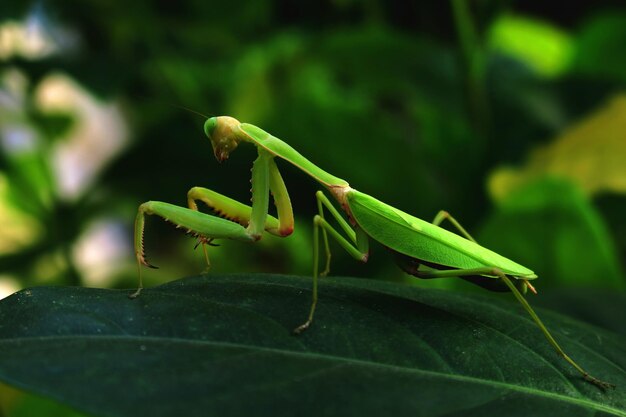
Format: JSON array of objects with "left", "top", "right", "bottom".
[{"left": 1, "top": 335, "right": 622, "bottom": 417}]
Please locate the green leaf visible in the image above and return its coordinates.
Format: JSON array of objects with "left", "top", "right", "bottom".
[
  {"left": 0, "top": 274, "right": 624, "bottom": 417},
  {"left": 571, "top": 13, "right": 626, "bottom": 84},
  {"left": 487, "top": 14, "right": 574, "bottom": 78}
]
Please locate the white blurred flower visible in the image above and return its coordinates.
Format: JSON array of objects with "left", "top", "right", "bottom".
[
  {"left": 0, "top": 276, "right": 21, "bottom": 300},
  {"left": 36, "top": 73, "right": 130, "bottom": 201},
  {"left": 73, "top": 219, "right": 131, "bottom": 286},
  {"left": 0, "top": 7, "right": 77, "bottom": 61}
]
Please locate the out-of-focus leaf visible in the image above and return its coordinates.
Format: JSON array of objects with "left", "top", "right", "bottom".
[
  {"left": 571, "top": 13, "right": 626, "bottom": 83},
  {"left": 0, "top": 274, "right": 624, "bottom": 417},
  {"left": 479, "top": 178, "right": 624, "bottom": 290},
  {"left": 30, "top": 112, "right": 74, "bottom": 143},
  {"left": 0, "top": 68, "right": 56, "bottom": 215},
  {"left": 487, "top": 14, "right": 574, "bottom": 78},
  {"left": 0, "top": 174, "right": 42, "bottom": 254},
  {"left": 227, "top": 33, "right": 304, "bottom": 123},
  {"left": 489, "top": 95, "right": 626, "bottom": 202}
]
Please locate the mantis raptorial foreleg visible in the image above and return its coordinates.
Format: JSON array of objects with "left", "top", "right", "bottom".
[
  {"left": 132, "top": 148, "right": 294, "bottom": 298},
  {"left": 132, "top": 202, "right": 256, "bottom": 297},
  {"left": 186, "top": 186, "right": 278, "bottom": 268},
  {"left": 187, "top": 187, "right": 279, "bottom": 231},
  {"left": 294, "top": 191, "right": 369, "bottom": 334},
  {"left": 187, "top": 157, "right": 294, "bottom": 266}
]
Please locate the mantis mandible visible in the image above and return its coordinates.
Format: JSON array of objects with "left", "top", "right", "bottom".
[{"left": 132, "top": 116, "right": 614, "bottom": 390}]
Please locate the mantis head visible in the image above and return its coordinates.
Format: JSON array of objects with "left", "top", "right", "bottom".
[{"left": 204, "top": 116, "right": 243, "bottom": 162}]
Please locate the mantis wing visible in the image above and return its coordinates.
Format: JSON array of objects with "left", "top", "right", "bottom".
[{"left": 347, "top": 190, "right": 536, "bottom": 279}]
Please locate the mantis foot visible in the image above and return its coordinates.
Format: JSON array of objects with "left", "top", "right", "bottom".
[
  {"left": 128, "top": 288, "right": 143, "bottom": 299},
  {"left": 319, "top": 254, "right": 331, "bottom": 277},
  {"left": 584, "top": 374, "right": 616, "bottom": 391},
  {"left": 292, "top": 320, "right": 312, "bottom": 335}
]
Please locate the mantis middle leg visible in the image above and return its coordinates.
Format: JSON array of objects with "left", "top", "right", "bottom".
[{"left": 293, "top": 191, "right": 369, "bottom": 334}]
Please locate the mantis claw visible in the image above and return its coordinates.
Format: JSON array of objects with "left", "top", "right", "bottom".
[
  {"left": 138, "top": 255, "right": 158, "bottom": 269},
  {"left": 143, "top": 260, "right": 158, "bottom": 269},
  {"left": 194, "top": 238, "right": 220, "bottom": 250}
]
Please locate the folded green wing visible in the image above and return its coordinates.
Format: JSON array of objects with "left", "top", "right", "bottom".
[{"left": 347, "top": 190, "right": 536, "bottom": 278}]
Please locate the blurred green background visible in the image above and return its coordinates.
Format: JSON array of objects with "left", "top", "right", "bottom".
[
  {"left": 1, "top": 0, "right": 626, "bottom": 296},
  {"left": 1, "top": 0, "right": 626, "bottom": 292},
  {"left": 1, "top": 0, "right": 626, "bottom": 414}
]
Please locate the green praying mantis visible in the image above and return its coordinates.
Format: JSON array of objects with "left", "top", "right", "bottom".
[{"left": 132, "top": 115, "right": 614, "bottom": 390}]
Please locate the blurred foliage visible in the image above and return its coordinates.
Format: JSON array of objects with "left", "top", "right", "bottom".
[
  {"left": 489, "top": 95, "right": 626, "bottom": 201},
  {"left": 571, "top": 12, "right": 626, "bottom": 84},
  {"left": 0, "top": 3, "right": 623, "bottom": 302},
  {"left": 480, "top": 178, "right": 624, "bottom": 290},
  {"left": 487, "top": 14, "right": 574, "bottom": 78}
]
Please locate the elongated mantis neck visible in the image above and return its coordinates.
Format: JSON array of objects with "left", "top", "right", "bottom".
[
  {"left": 206, "top": 116, "right": 354, "bottom": 212},
  {"left": 238, "top": 122, "right": 350, "bottom": 188}
]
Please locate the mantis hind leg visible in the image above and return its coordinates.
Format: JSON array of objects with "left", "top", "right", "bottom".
[
  {"left": 412, "top": 267, "right": 614, "bottom": 390},
  {"left": 431, "top": 211, "right": 535, "bottom": 293},
  {"left": 432, "top": 210, "right": 476, "bottom": 242},
  {"left": 293, "top": 191, "right": 369, "bottom": 334}
]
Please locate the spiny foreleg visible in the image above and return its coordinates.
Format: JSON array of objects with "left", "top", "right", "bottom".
[{"left": 131, "top": 201, "right": 256, "bottom": 298}]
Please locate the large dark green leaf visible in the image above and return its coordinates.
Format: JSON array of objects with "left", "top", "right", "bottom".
[{"left": 0, "top": 274, "right": 624, "bottom": 417}]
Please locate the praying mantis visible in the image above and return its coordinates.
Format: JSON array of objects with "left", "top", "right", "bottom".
[{"left": 132, "top": 115, "right": 614, "bottom": 390}]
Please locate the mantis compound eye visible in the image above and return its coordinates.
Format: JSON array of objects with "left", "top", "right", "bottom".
[
  {"left": 204, "top": 116, "right": 241, "bottom": 163},
  {"left": 203, "top": 117, "right": 218, "bottom": 138}
]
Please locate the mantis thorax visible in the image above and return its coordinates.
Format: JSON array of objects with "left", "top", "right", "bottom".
[{"left": 329, "top": 185, "right": 356, "bottom": 225}]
